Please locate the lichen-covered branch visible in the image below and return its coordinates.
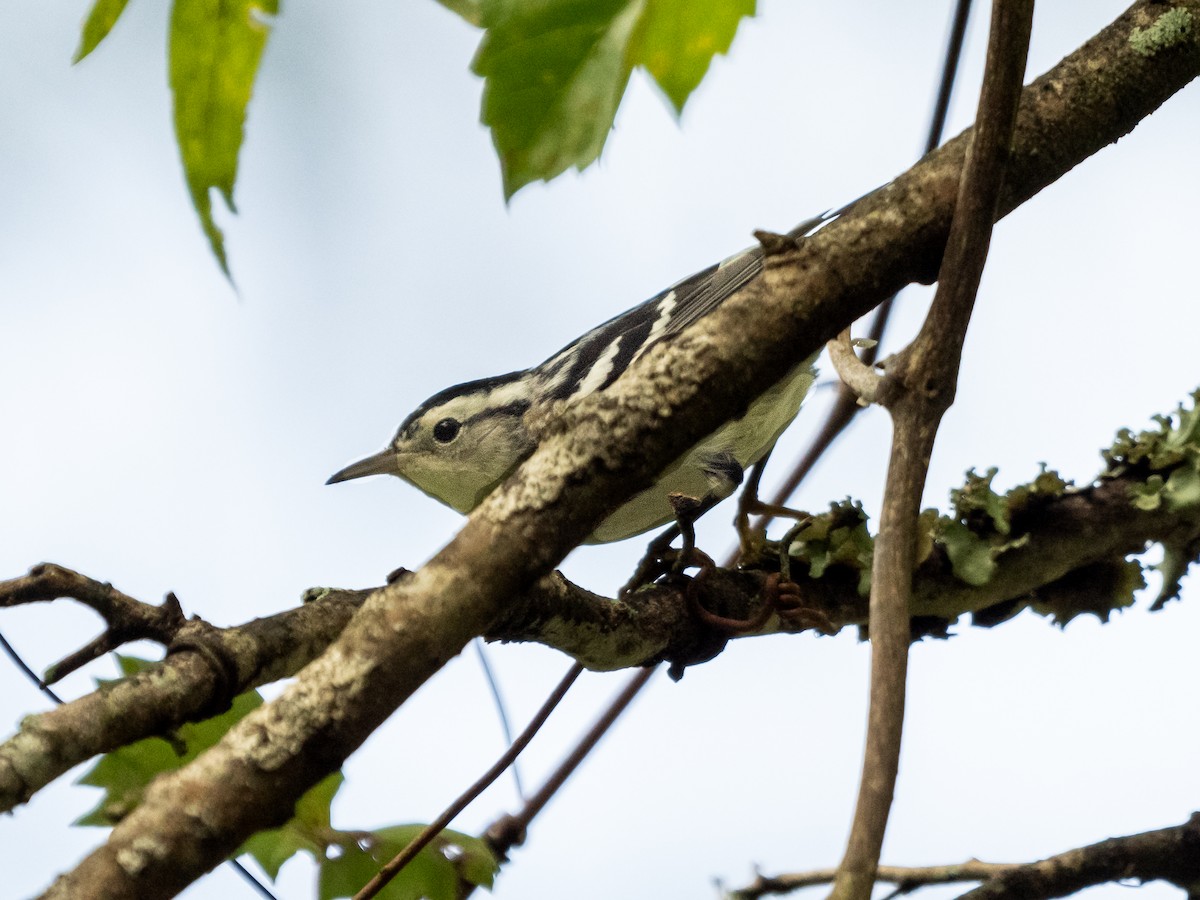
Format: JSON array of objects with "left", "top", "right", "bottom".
[
  {"left": 0, "top": 580, "right": 366, "bottom": 814},
  {"left": 4, "top": 392, "right": 1197, "bottom": 818}
]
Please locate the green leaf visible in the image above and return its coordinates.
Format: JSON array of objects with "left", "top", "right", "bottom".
[
  {"left": 294, "top": 770, "right": 342, "bottom": 831},
  {"left": 73, "top": 0, "right": 132, "bottom": 63},
  {"left": 434, "top": 0, "right": 484, "bottom": 27},
  {"left": 75, "top": 655, "right": 263, "bottom": 827},
  {"left": 629, "top": 0, "right": 755, "bottom": 112},
  {"left": 473, "top": 0, "right": 755, "bottom": 194},
  {"left": 241, "top": 824, "right": 325, "bottom": 882},
  {"left": 168, "top": 0, "right": 278, "bottom": 277},
  {"left": 238, "top": 773, "right": 344, "bottom": 880},
  {"left": 318, "top": 825, "right": 497, "bottom": 900},
  {"left": 474, "top": 0, "right": 645, "bottom": 198},
  {"left": 74, "top": 732, "right": 185, "bottom": 826}
]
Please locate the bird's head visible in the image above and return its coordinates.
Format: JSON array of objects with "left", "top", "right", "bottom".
[{"left": 327, "top": 372, "right": 536, "bottom": 514}]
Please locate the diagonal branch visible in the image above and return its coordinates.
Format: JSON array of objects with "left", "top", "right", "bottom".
[{"left": 754, "top": 0, "right": 976, "bottom": 527}]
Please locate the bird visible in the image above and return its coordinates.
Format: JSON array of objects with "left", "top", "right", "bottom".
[{"left": 327, "top": 213, "right": 834, "bottom": 544}]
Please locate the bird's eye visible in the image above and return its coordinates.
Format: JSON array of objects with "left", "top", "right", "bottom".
[{"left": 432, "top": 418, "right": 461, "bottom": 444}]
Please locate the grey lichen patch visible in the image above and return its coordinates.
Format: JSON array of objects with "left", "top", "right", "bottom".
[
  {"left": 116, "top": 835, "right": 166, "bottom": 875},
  {"left": 535, "top": 618, "right": 644, "bottom": 671},
  {"left": 226, "top": 644, "right": 373, "bottom": 772},
  {"left": 483, "top": 428, "right": 591, "bottom": 527},
  {"left": 1129, "top": 7, "right": 1194, "bottom": 57}
]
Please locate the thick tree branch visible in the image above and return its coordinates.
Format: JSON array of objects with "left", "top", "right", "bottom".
[{"left": 32, "top": 3, "right": 1200, "bottom": 895}]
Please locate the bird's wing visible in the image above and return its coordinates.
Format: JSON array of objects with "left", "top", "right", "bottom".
[{"left": 536, "top": 212, "right": 834, "bottom": 402}]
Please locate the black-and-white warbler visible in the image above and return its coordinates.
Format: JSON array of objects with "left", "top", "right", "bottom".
[{"left": 328, "top": 213, "right": 835, "bottom": 542}]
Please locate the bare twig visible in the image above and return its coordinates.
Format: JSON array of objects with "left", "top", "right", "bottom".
[
  {"left": 0, "top": 568, "right": 281, "bottom": 900},
  {"left": 830, "top": 3, "right": 1034, "bottom": 898},
  {"left": 354, "top": 664, "right": 582, "bottom": 899},
  {"left": 0, "top": 564, "right": 188, "bottom": 684},
  {"left": 0, "top": 630, "right": 63, "bottom": 705},
  {"left": 731, "top": 814, "right": 1200, "bottom": 898},
  {"left": 729, "top": 860, "right": 1018, "bottom": 898},
  {"left": 6, "top": 425, "right": 1200, "bottom": 817},
  {"left": 478, "top": 667, "right": 654, "bottom": 873},
  {"left": 825, "top": 330, "right": 881, "bottom": 405},
  {"left": 752, "top": 0, "right": 975, "bottom": 530},
  {"left": 955, "top": 812, "right": 1200, "bottom": 899},
  {"left": 0, "top": 577, "right": 369, "bottom": 813}
]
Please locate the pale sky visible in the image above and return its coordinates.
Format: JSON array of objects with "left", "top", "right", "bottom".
[{"left": 1, "top": 2, "right": 1197, "bottom": 899}]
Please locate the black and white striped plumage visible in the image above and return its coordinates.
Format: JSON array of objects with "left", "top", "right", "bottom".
[{"left": 328, "top": 212, "right": 834, "bottom": 542}]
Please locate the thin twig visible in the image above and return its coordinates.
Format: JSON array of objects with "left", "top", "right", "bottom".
[
  {"left": 0, "top": 563, "right": 188, "bottom": 684},
  {"left": 729, "top": 860, "right": 1017, "bottom": 899},
  {"left": 229, "top": 860, "right": 280, "bottom": 900},
  {"left": 829, "top": 2, "right": 1034, "bottom": 898},
  {"left": 731, "top": 814, "right": 1200, "bottom": 898},
  {"left": 954, "top": 812, "right": 1200, "bottom": 899},
  {"left": 825, "top": 329, "right": 881, "bottom": 404},
  {"left": 0, "top": 580, "right": 279, "bottom": 900},
  {"left": 753, "top": 0, "right": 975, "bottom": 532},
  {"left": 471, "top": 667, "right": 654, "bottom": 889},
  {"left": 354, "top": 663, "right": 583, "bottom": 900}
]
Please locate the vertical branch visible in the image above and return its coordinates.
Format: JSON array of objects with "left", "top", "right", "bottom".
[
  {"left": 828, "top": 2, "right": 1034, "bottom": 899},
  {"left": 753, "top": 0, "right": 975, "bottom": 527}
]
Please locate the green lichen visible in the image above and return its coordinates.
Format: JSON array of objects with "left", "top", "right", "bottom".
[
  {"left": 786, "top": 498, "right": 874, "bottom": 595},
  {"left": 772, "top": 391, "right": 1200, "bottom": 627},
  {"left": 1129, "top": 7, "right": 1194, "bottom": 57}
]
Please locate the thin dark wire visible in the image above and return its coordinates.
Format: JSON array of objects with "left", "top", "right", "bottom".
[
  {"left": 229, "top": 859, "right": 281, "bottom": 899},
  {"left": 472, "top": 638, "right": 524, "bottom": 800},
  {"left": 0, "top": 629, "right": 281, "bottom": 900},
  {"left": 757, "top": 0, "right": 974, "bottom": 524},
  {"left": 926, "top": 0, "right": 974, "bottom": 156},
  {"left": 0, "top": 629, "right": 64, "bottom": 705}
]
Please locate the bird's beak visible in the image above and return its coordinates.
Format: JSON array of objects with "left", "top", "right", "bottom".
[{"left": 326, "top": 448, "right": 398, "bottom": 485}]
